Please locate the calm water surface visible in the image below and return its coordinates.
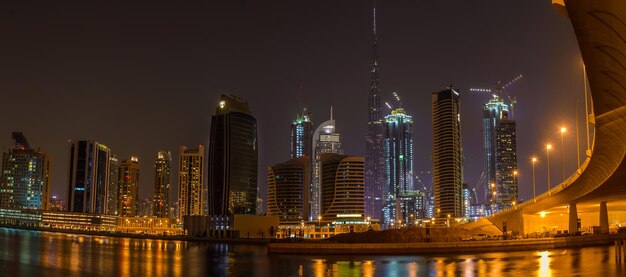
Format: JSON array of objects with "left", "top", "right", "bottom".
[{"left": 0, "top": 227, "right": 624, "bottom": 276}]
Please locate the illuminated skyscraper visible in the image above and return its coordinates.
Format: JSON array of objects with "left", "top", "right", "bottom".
[
  {"left": 267, "top": 156, "right": 310, "bottom": 223},
  {"left": 153, "top": 151, "right": 172, "bottom": 218},
  {"left": 311, "top": 107, "right": 343, "bottom": 219},
  {"left": 482, "top": 95, "right": 509, "bottom": 211},
  {"left": 106, "top": 155, "right": 119, "bottom": 215},
  {"left": 118, "top": 156, "right": 140, "bottom": 217},
  {"left": 320, "top": 154, "right": 364, "bottom": 222},
  {"left": 364, "top": 3, "right": 386, "bottom": 221},
  {"left": 432, "top": 88, "right": 463, "bottom": 222},
  {"left": 178, "top": 145, "right": 205, "bottom": 220},
  {"left": 290, "top": 110, "right": 313, "bottom": 160},
  {"left": 382, "top": 108, "right": 414, "bottom": 227},
  {"left": 208, "top": 95, "right": 258, "bottom": 215},
  {"left": 67, "top": 140, "right": 110, "bottom": 214},
  {"left": 495, "top": 117, "right": 518, "bottom": 209},
  {"left": 0, "top": 132, "right": 50, "bottom": 210}
]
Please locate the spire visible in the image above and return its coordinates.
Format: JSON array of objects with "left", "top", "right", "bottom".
[{"left": 368, "top": 1, "right": 382, "bottom": 123}]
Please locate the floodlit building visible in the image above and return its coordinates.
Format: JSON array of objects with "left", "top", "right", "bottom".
[
  {"left": 178, "top": 145, "right": 205, "bottom": 220},
  {"left": 432, "top": 88, "right": 463, "bottom": 223},
  {"left": 495, "top": 117, "right": 518, "bottom": 210},
  {"left": 0, "top": 132, "right": 50, "bottom": 210},
  {"left": 319, "top": 154, "right": 364, "bottom": 223},
  {"left": 290, "top": 110, "right": 313, "bottom": 160},
  {"left": 118, "top": 156, "right": 140, "bottom": 217},
  {"left": 106, "top": 155, "right": 119, "bottom": 215},
  {"left": 153, "top": 151, "right": 172, "bottom": 218},
  {"left": 67, "top": 140, "right": 110, "bottom": 214}
]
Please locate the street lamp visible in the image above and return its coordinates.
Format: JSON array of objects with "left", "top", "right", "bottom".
[
  {"left": 560, "top": 127, "right": 566, "bottom": 181},
  {"left": 317, "top": 216, "right": 321, "bottom": 229},
  {"left": 532, "top": 157, "right": 537, "bottom": 202},
  {"left": 546, "top": 144, "right": 552, "bottom": 195}
]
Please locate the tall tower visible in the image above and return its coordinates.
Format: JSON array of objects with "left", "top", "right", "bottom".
[
  {"left": 495, "top": 116, "right": 518, "bottom": 210},
  {"left": 208, "top": 95, "right": 258, "bottom": 216},
  {"left": 118, "top": 156, "right": 140, "bottom": 217},
  {"left": 153, "top": 150, "right": 172, "bottom": 218},
  {"left": 178, "top": 145, "right": 205, "bottom": 220},
  {"left": 290, "top": 109, "right": 313, "bottom": 160},
  {"left": 311, "top": 107, "right": 343, "bottom": 220},
  {"left": 0, "top": 132, "right": 50, "bottom": 210},
  {"left": 67, "top": 140, "right": 110, "bottom": 214},
  {"left": 382, "top": 108, "right": 414, "bottom": 227},
  {"left": 106, "top": 155, "right": 119, "bottom": 215},
  {"left": 482, "top": 95, "right": 509, "bottom": 211},
  {"left": 432, "top": 88, "right": 463, "bottom": 222},
  {"left": 364, "top": 4, "right": 386, "bottom": 221}
]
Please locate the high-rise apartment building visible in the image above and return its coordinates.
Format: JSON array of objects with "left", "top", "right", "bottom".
[
  {"left": 153, "top": 151, "right": 172, "bottom": 218},
  {"left": 118, "top": 156, "right": 140, "bottom": 217},
  {"left": 311, "top": 108, "right": 343, "bottom": 220},
  {"left": 495, "top": 117, "right": 518, "bottom": 210},
  {"left": 364, "top": 4, "right": 386, "bottom": 222},
  {"left": 290, "top": 110, "right": 313, "bottom": 160},
  {"left": 482, "top": 95, "right": 509, "bottom": 210},
  {"left": 319, "top": 154, "right": 365, "bottom": 222},
  {"left": 432, "top": 88, "right": 463, "bottom": 222},
  {"left": 67, "top": 140, "right": 110, "bottom": 214},
  {"left": 382, "top": 108, "right": 414, "bottom": 227},
  {"left": 267, "top": 156, "right": 310, "bottom": 223},
  {"left": 208, "top": 95, "right": 258, "bottom": 216},
  {"left": 178, "top": 145, "right": 205, "bottom": 220},
  {"left": 107, "top": 155, "right": 119, "bottom": 215},
  {"left": 0, "top": 132, "right": 50, "bottom": 210}
]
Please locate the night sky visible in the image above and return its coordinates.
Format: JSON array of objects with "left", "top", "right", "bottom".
[{"left": 0, "top": 1, "right": 587, "bottom": 209}]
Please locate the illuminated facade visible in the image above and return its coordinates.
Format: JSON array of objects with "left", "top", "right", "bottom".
[
  {"left": 0, "top": 132, "right": 50, "bottom": 210},
  {"left": 364, "top": 5, "right": 386, "bottom": 222},
  {"left": 153, "top": 151, "right": 172, "bottom": 218},
  {"left": 432, "top": 88, "right": 463, "bottom": 222},
  {"left": 382, "top": 108, "right": 414, "bottom": 227},
  {"left": 178, "top": 145, "right": 205, "bottom": 220},
  {"left": 106, "top": 155, "right": 119, "bottom": 215},
  {"left": 267, "top": 157, "right": 310, "bottom": 223},
  {"left": 462, "top": 183, "right": 471, "bottom": 219},
  {"left": 290, "top": 110, "right": 313, "bottom": 160},
  {"left": 319, "top": 154, "right": 364, "bottom": 222},
  {"left": 482, "top": 95, "right": 510, "bottom": 211},
  {"left": 208, "top": 95, "right": 258, "bottom": 216},
  {"left": 495, "top": 118, "right": 518, "bottom": 210},
  {"left": 67, "top": 140, "right": 111, "bottom": 214},
  {"left": 118, "top": 156, "right": 140, "bottom": 217},
  {"left": 312, "top": 109, "right": 343, "bottom": 220}
]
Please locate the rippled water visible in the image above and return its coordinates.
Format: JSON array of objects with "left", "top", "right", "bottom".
[{"left": 0, "top": 227, "right": 624, "bottom": 276}]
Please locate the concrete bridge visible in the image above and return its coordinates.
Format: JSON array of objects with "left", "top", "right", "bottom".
[{"left": 466, "top": 0, "right": 626, "bottom": 236}]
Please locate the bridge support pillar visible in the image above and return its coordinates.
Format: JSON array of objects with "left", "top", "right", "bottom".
[
  {"left": 569, "top": 203, "right": 578, "bottom": 235},
  {"left": 600, "top": 201, "right": 609, "bottom": 234}
]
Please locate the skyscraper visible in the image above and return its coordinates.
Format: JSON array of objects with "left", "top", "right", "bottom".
[
  {"left": 0, "top": 132, "right": 50, "bottom": 210},
  {"left": 67, "top": 140, "right": 110, "bottom": 214},
  {"left": 290, "top": 110, "right": 313, "bottom": 160},
  {"left": 432, "top": 88, "right": 463, "bottom": 222},
  {"left": 364, "top": 3, "right": 386, "bottom": 222},
  {"left": 482, "top": 95, "right": 509, "bottom": 211},
  {"left": 495, "top": 117, "right": 518, "bottom": 210},
  {"left": 178, "top": 145, "right": 205, "bottom": 220},
  {"left": 118, "top": 156, "right": 139, "bottom": 217},
  {"left": 208, "top": 95, "right": 258, "bottom": 216},
  {"left": 382, "top": 108, "right": 414, "bottom": 226},
  {"left": 107, "top": 155, "right": 119, "bottom": 215},
  {"left": 153, "top": 151, "right": 172, "bottom": 218},
  {"left": 320, "top": 154, "right": 365, "bottom": 222},
  {"left": 311, "top": 107, "right": 343, "bottom": 220},
  {"left": 267, "top": 156, "right": 310, "bottom": 223}
]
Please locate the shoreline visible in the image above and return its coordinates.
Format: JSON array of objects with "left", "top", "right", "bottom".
[
  {"left": 268, "top": 234, "right": 626, "bottom": 255},
  {"left": 0, "top": 225, "right": 270, "bottom": 245}
]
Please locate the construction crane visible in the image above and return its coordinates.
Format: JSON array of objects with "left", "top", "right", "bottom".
[
  {"left": 470, "top": 74, "right": 523, "bottom": 119},
  {"left": 384, "top": 91, "right": 402, "bottom": 110}
]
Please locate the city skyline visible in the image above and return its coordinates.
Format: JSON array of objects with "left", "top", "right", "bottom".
[{"left": 0, "top": 1, "right": 586, "bottom": 210}]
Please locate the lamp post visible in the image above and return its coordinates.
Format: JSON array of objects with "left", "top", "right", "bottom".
[
  {"left": 513, "top": 170, "right": 518, "bottom": 207},
  {"left": 532, "top": 157, "right": 537, "bottom": 202},
  {"left": 560, "top": 127, "right": 566, "bottom": 181},
  {"left": 317, "top": 216, "right": 321, "bottom": 229},
  {"left": 546, "top": 144, "right": 552, "bottom": 196}
]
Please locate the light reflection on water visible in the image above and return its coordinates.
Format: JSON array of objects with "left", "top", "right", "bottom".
[{"left": 0, "top": 228, "right": 624, "bottom": 276}]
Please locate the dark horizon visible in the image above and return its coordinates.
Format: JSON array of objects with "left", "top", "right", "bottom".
[{"left": 0, "top": 1, "right": 586, "bottom": 210}]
